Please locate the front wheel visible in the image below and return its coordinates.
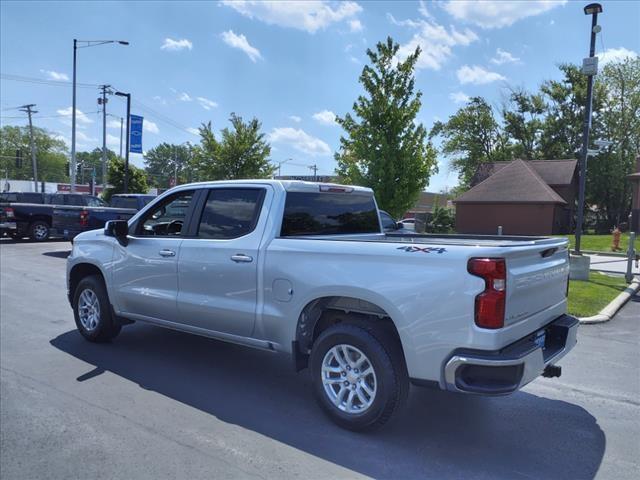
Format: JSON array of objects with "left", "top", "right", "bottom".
[
  {"left": 73, "top": 275, "right": 121, "bottom": 342},
  {"left": 309, "top": 322, "right": 408, "bottom": 431}
]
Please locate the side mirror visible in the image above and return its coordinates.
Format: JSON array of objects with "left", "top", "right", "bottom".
[
  {"left": 105, "top": 220, "right": 129, "bottom": 245},
  {"left": 396, "top": 222, "right": 404, "bottom": 230}
]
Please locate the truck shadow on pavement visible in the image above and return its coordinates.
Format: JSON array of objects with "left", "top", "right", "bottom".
[{"left": 51, "top": 324, "right": 605, "bottom": 479}]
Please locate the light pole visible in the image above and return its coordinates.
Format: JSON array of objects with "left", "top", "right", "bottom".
[
  {"left": 71, "top": 39, "right": 128, "bottom": 193},
  {"left": 276, "top": 158, "right": 292, "bottom": 177},
  {"left": 114, "top": 91, "right": 131, "bottom": 193},
  {"left": 574, "top": 3, "right": 602, "bottom": 254}
]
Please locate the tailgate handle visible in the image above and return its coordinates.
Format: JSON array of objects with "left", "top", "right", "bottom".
[{"left": 540, "top": 247, "right": 558, "bottom": 258}]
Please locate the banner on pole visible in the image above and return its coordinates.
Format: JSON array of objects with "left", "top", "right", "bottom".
[{"left": 129, "top": 115, "right": 143, "bottom": 153}]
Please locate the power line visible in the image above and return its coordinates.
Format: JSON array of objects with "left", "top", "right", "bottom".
[{"left": 1, "top": 73, "right": 100, "bottom": 89}]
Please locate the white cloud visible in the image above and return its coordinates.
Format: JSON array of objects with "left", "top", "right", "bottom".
[
  {"left": 40, "top": 69, "right": 69, "bottom": 81},
  {"left": 289, "top": 115, "right": 302, "bottom": 123},
  {"left": 197, "top": 96, "right": 218, "bottom": 110},
  {"left": 107, "top": 119, "right": 122, "bottom": 129},
  {"left": 221, "top": 30, "right": 262, "bottom": 62},
  {"left": 178, "top": 92, "right": 192, "bottom": 102},
  {"left": 160, "top": 38, "right": 193, "bottom": 51},
  {"left": 449, "top": 91, "right": 470, "bottom": 104},
  {"left": 397, "top": 22, "right": 478, "bottom": 71},
  {"left": 349, "top": 19, "right": 363, "bottom": 32},
  {"left": 106, "top": 134, "right": 121, "bottom": 148},
  {"left": 312, "top": 110, "right": 337, "bottom": 126},
  {"left": 76, "top": 131, "right": 96, "bottom": 143},
  {"left": 57, "top": 107, "right": 93, "bottom": 126},
  {"left": 143, "top": 120, "right": 159, "bottom": 134},
  {"left": 187, "top": 127, "right": 200, "bottom": 136},
  {"left": 598, "top": 47, "right": 638, "bottom": 66},
  {"left": 221, "top": 0, "right": 362, "bottom": 34},
  {"left": 268, "top": 127, "right": 331, "bottom": 156},
  {"left": 442, "top": 1, "right": 567, "bottom": 29},
  {"left": 153, "top": 95, "right": 167, "bottom": 105},
  {"left": 457, "top": 65, "right": 506, "bottom": 85},
  {"left": 490, "top": 48, "right": 520, "bottom": 65}
]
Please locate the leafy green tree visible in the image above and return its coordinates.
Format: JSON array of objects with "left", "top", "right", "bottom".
[
  {"left": 502, "top": 89, "right": 546, "bottom": 160},
  {"left": 103, "top": 157, "right": 148, "bottom": 202},
  {"left": 538, "top": 63, "right": 606, "bottom": 159},
  {"left": 144, "top": 142, "right": 195, "bottom": 188},
  {"left": 0, "top": 125, "right": 69, "bottom": 182},
  {"left": 335, "top": 37, "right": 437, "bottom": 218},
  {"left": 76, "top": 147, "right": 119, "bottom": 185},
  {"left": 427, "top": 204, "right": 455, "bottom": 233},
  {"left": 587, "top": 57, "right": 640, "bottom": 228},
  {"left": 430, "top": 97, "right": 509, "bottom": 188},
  {"left": 191, "top": 113, "right": 274, "bottom": 181}
]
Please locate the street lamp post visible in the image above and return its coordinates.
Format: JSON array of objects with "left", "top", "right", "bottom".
[
  {"left": 114, "top": 91, "right": 131, "bottom": 193},
  {"left": 574, "top": 3, "right": 603, "bottom": 254},
  {"left": 71, "top": 39, "right": 128, "bottom": 193}
]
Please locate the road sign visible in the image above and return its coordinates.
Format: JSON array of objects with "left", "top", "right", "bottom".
[{"left": 130, "top": 114, "right": 143, "bottom": 153}]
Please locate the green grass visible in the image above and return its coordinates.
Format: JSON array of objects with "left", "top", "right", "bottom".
[
  {"left": 552, "top": 234, "right": 640, "bottom": 253},
  {"left": 567, "top": 271, "right": 628, "bottom": 317}
]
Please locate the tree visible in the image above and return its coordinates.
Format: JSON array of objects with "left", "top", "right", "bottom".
[
  {"left": 587, "top": 57, "right": 640, "bottom": 228},
  {"left": 335, "top": 37, "right": 437, "bottom": 218},
  {"left": 502, "top": 89, "right": 546, "bottom": 160},
  {"left": 76, "top": 148, "right": 119, "bottom": 185},
  {"left": 427, "top": 204, "right": 455, "bottom": 233},
  {"left": 0, "top": 125, "right": 69, "bottom": 182},
  {"left": 430, "top": 97, "right": 509, "bottom": 188},
  {"left": 144, "top": 143, "right": 194, "bottom": 188},
  {"left": 191, "top": 113, "right": 274, "bottom": 181},
  {"left": 103, "top": 157, "right": 148, "bottom": 201}
]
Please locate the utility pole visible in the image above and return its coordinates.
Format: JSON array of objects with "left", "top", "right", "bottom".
[
  {"left": 71, "top": 39, "right": 77, "bottom": 192},
  {"left": 119, "top": 117, "right": 124, "bottom": 158},
  {"left": 98, "top": 85, "right": 111, "bottom": 189},
  {"left": 574, "top": 3, "right": 603, "bottom": 254},
  {"left": 19, "top": 104, "right": 38, "bottom": 191},
  {"left": 309, "top": 164, "right": 318, "bottom": 181},
  {"left": 115, "top": 91, "right": 131, "bottom": 193}
]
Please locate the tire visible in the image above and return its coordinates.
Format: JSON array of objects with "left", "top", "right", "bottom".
[
  {"left": 309, "top": 321, "right": 409, "bottom": 431},
  {"left": 29, "top": 220, "right": 50, "bottom": 242},
  {"left": 73, "top": 274, "right": 121, "bottom": 343}
]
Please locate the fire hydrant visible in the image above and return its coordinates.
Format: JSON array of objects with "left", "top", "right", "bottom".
[{"left": 612, "top": 227, "right": 622, "bottom": 251}]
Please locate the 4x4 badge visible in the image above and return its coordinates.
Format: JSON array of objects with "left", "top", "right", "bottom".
[{"left": 397, "top": 246, "right": 446, "bottom": 254}]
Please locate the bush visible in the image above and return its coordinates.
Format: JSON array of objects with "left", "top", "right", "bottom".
[{"left": 427, "top": 205, "right": 455, "bottom": 233}]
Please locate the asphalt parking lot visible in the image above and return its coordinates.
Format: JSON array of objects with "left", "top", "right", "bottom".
[{"left": 1, "top": 239, "right": 638, "bottom": 480}]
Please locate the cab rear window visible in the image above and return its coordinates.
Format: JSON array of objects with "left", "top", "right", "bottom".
[{"left": 281, "top": 192, "right": 379, "bottom": 236}]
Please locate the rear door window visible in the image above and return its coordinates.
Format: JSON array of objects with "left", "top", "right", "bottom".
[
  {"left": 281, "top": 192, "right": 379, "bottom": 236},
  {"left": 111, "top": 197, "right": 138, "bottom": 209},
  {"left": 197, "top": 188, "right": 264, "bottom": 239}
]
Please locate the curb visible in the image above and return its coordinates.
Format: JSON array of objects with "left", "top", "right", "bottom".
[
  {"left": 582, "top": 250, "right": 627, "bottom": 257},
  {"left": 579, "top": 278, "right": 640, "bottom": 324}
]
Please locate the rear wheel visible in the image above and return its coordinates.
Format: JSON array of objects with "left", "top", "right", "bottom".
[
  {"left": 73, "top": 275, "right": 121, "bottom": 342},
  {"left": 29, "top": 221, "right": 50, "bottom": 242},
  {"left": 309, "top": 321, "right": 408, "bottom": 431}
]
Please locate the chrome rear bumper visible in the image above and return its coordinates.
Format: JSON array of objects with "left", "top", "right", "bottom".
[{"left": 444, "top": 314, "right": 578, "bottom": 395}]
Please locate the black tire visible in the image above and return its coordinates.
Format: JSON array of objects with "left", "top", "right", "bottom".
[
  {"left": 73, "top": 274, "right": 121, "bottom": 343},
  {"left": 309, "top": 321, "right": 409, "bottom": 431},
  {"left": 29, "top": 220, "right": 50, "bottom": 242}
]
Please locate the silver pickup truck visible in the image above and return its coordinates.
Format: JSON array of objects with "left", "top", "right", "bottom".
[{"left": 66, "top": 180, "right": 578, "bottom": 430}]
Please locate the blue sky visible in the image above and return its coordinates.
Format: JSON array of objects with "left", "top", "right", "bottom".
[{"left": 1, "top": 0, "right": 638, "bottom": 191}]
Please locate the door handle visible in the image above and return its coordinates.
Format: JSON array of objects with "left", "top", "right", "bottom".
[
  {"left": 231, "top": 254, "right": 253, "bottom": 263},
  {"left": 158, "top": 249, "right": 176, "bottom": 257}
]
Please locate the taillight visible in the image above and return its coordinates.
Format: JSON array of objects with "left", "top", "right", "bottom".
[
  {"left": 79, "top": 210, "right": 89, "bottom": 227},
  {"left": 468, "top": 258, "right": 506, "bottom": 329},
  {"left": 5, "top": 207, "right": 14, "bottom": 218}
]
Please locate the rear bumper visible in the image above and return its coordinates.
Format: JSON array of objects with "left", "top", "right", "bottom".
[
  {"left": 443, "top": 314, "right": 578, "bottom": 395},
  {"left": 0, "top": 221, "right": 17, "bottom": 231}
]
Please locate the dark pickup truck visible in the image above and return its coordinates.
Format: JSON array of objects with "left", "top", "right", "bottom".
[{"left": 0, "top": 192, "right": 145, "bottom": 241}]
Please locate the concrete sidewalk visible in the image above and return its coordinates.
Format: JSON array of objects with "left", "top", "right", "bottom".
[{"left": 589, "top": 254, "right": 639, "bottom": 276}]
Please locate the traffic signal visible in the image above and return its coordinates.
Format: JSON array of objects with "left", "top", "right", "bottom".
[{"left": 15, "top": 149, "right": 22, "bottom": 168}]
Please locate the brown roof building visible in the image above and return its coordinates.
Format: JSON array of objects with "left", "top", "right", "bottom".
[{"left": 454, "top": 159, "right": 578, "bottom": 235}]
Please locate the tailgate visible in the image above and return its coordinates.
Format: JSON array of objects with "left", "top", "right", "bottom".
[
  {"left": 503, "top": 240, "right": 570, "bottom": 326},
  {"left": 52, "top": 208, "right": 81, "bottom": 230}
]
